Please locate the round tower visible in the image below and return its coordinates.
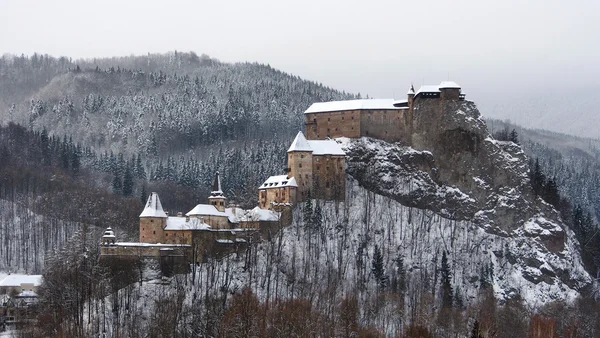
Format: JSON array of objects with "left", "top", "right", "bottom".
[
  {"left": 139, "top": 192, "right": 168, "bottom": 243},
  {"left": 101, "top": 227, "right": 116, "bottom": 245}
]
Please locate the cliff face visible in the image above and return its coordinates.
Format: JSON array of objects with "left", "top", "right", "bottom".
[{"left": 342, "top": 100, "right": 592, "bottom": 301}]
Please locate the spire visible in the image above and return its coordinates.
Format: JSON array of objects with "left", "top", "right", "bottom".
[
  {"left": 407, "top": 84, "right": 415, "bottom": 95},
  {"left": 210, "top": 171, "right": 224, "bottom": 197},
  {"left": 139, "top": 192, "right": 167, "bottom": 218},
  {"left": 287, "top": 131, "right": 313, "bottom": 153}
]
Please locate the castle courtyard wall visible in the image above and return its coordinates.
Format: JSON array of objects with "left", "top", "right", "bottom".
[{"left": 305, "top": 110, "right": 361, "bottom": 140}]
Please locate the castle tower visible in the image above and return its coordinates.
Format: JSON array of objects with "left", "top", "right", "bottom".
[
  {"left": 287, "top": 131, "right": 314, "bottom": 201},
  {"left": 139, "top": 192, "right": 167, "bottom": 243},
  {"left": 101, "top": 227, "right": 116, "bottom": 245},
  {"left": 407, "top": 84, "right": 415, "bottom": 107},
  {"left": 208, "top": 171, "right": 226, "bottom": 212}
]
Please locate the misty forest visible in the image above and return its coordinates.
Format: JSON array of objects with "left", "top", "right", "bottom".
[{"left": 1, "top": 52, "right": 600, "bottom": 338}]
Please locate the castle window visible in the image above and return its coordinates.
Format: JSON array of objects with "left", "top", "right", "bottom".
[
  {"left": 341, "top": 117, "right": 344, "bottom": 120},
  {"left": 352, "top": 117, "right": 354, "bottom": 120},
  {"left": 299, "top": 163, "right": 302, "bottom": 168},
  {"left": 151, "top": 220, "right": 154, "bottom": 223},
  {"left": 301, "top": 154, "right": 304, "bottom": 158},
  {"left": 328, "top": 118, "right": 330, "bottom": 121},
  {"left": 335, "top": 128, "right": 338, "bottom": 131},
  {"left": 317, "top": 165, "right": 320, "bottom": 171},
  {"left": 153, "top": 231, "right": 156, "bottom": 234},
  {"left": 313, "top": 119, "right": 316, "bottom": 123}
]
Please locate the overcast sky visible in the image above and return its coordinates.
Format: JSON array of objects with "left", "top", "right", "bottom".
[{"left": 1, "top": 0, "right": 599, "bottom": 136}]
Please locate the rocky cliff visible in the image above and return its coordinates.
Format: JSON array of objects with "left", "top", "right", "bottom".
[{"left": 341, "top": 99, "right": 592, "bottom": 302}]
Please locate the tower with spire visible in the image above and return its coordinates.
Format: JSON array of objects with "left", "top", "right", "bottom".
[
  {"left": 208, "top": 171, "right": 227, "bottom": 212},
  {"left": 139, "top": 192, "right": 168, "bottom": 243}
]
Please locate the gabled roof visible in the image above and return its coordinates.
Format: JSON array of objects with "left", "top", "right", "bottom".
[
  {"left": 140, "top": 192, "right": 167, "bottom": 218},
  {"left": 287, "top": 131, "right": 345, "bottom": 156},
  {"left": 308, "top": 140, "right": 345, "bottom": 156},
  {"left": 288, "top": 131, "right": 312, "bottom": 152},
  {"left": 304, "top": 99, "right": 398, "bottom": 114},
  {"left": 165, "top": 217, "right": 211, "bottom": 231},
  {"left": 186, "top": 204, "right": 227, "bottom": 217},
  {"left": 259, "top": 175, "right": 298, "bottom": 190},
  {"left": 0, "top": 275, "right": 43, "bottom": 287}
]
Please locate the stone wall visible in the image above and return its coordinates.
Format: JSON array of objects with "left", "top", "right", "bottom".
[
  {"left": 305, "top": 110, "right": 360, "bottom": 140},
  {"left": 139, "top": 217, "right": 166, "bottom": 243},
  {"left": 259, "top": 186, "right": 297, "bottom": 209},
  {"left": 312, "top": 155, "right": 345, "bottom": 200},
  {"left": 360, "top": 109, "right": 410, "bottom": 144},
  {"left": 288, "top": 151, "right": 313, "bottom": 200}
]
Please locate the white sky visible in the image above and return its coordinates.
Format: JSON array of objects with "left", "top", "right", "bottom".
[{"left": 1, "top": 0, "right": 599, "bottom": 135}]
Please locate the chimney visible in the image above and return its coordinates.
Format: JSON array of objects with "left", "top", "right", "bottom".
[{"left": 177, "top": 212, "right": 183, "bottom": 217}]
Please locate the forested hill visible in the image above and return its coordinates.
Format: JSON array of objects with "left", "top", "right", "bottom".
[
  {"left": 487, "top": 119, "right": 600, "bottom": 222},
  {"left": 0, "top": 52, "right": 354, "bottom": 156}
]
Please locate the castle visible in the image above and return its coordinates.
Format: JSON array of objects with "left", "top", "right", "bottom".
[{"left": 100, "top": 81, "right": 465, "bottom": 264}]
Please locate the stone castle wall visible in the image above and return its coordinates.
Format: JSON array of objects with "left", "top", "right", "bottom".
[
  {"left": 139, "top": 217, "right": 166, "bottom": 243},
  {"left": 305, "top": 108, "right": 409, "bottom": 144},
  {"left": 311, "top": 155, "right": 345, "bottom": 200}
]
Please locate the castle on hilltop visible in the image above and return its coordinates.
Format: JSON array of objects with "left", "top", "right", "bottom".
[
  {"left": 304, "top": 81, "right": 464, "bottom": 145},
  {"left": 100, "top": 81, "right": 465, "bottom": 265}
]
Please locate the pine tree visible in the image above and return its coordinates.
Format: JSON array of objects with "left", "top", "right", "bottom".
[
  {"left": 112, "top": 171, "right": 122, "bottom": 195},
  {"left": 440, "top": 251, "right": 453, "bottom": 308},
  {"left": 140, "top": 185, "right": 148, "bottom": 204},
  {"left": 509, "top": 129, "right": 519, "bottom": 144},
  {"left": 122, "top": 165, "right": 134, "bottom": 197},
  {"left": 371, "top": 245, "right": 387, "bottom": 289}
]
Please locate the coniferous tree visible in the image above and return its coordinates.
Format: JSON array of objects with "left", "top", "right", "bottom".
[
  {"left": 371, "top": 245, "right": 387, "bottom": 289},
  {"left": 122, "top": 165, "right": 134, "bottom": 197},
  {"left": 440, "top": 251, "right": 453, "bottom": 308}
]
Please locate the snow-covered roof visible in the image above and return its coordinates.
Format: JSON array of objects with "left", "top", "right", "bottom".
[
  {"left": 393, "top": 99, "right": 409, "bottom": 108},
  {"left": 209, "top": 171, "right": 224, "bottom": 197},
  {"left": 415, "top": 81, "right": 462, "bottom": 96},
  {"left": 304, "top": 99, "right": 399, "bottom": 114},
  {"left": 0, "top": 275, "right": 43, "bottom": 287},
  {"left": 286, "top": 132, "right": 345, "bottom": 156},
  {"left": 165, "top": 217, "right": 211, "bottom": 231},
  {"left": 102, "top": 227, "right": 115, "bottom": 238},
  {"left": 140, "top": 192, "right": 167, "bottom": 218},
  {"left": 288, "top": 131, "right": 312, "bottom": 152},
  {"left": 260, "top": 175, "right": 298, "bottom": 190},
  {"left": 186, "top": 204, "right": 228, "bottom": 218},
  {"left": 308, "top": 140, "right": 346, "bottom": 155},
  {"left": 248, "top": 206, "right": 280, "bottom": 221},
  {"left": 439, "top": 81, "right": 461, "bottom": 89}
]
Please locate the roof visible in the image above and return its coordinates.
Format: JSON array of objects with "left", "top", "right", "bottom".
[
  {"left": 288, "top": 131, "right": 312, "bottom": 152},
  {"left": 186, "top": 204, "right": 228, "bottom": 217},
  {"left": 140, "top": 192, "right": 167, "bottom": 218},
  {"left": 286, "top": 131, "right": 345, "bottom": 156},
  {"left": 247, "top": 206, "right": 281, "bottom": 221},
  {"left": 393, "top": 99, "right": 409, "bottom": 108},
  {"left": 308, "top": 140, "right": 346, "bottom": 155},
  {"left": 165, "top": 217, "right": 211, "bottom": 231},
  {"left": 304, "top": 99, "right": 399, "bottom": 114},
  {"left": 210, "top": 171, "right": 224, "bottom": 197},
  {"left": 260, "top": 175, "right": 298, "bottom": 190},
  {"left": 0, "top": 275, "right": 43, "bottom": 287},
  {"left": 439, "top": 81, "right": 461, "bottom": 89},
  {"left": 415, "top": 81, "right": 462, "bottom": 96}
]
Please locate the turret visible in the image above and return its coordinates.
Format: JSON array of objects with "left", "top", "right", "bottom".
[
  {"left": 101, "top": 227, "right": 116, "bottom": 245},
  {"left": 407, "top": 84, "right": 415, "bottom": 107},
  {"left": 287, "top": 131, "right": 314, "bottom": 200},
  {"left": 139, "top": 192, "right": 168, "bottom": 243},
  {"left": 208, "top": 171, "right": 227, "bottom": 212}
]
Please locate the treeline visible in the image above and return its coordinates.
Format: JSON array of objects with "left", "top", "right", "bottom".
[{"left": 529, "top": 157, "right": 600, "bottom": 276}]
